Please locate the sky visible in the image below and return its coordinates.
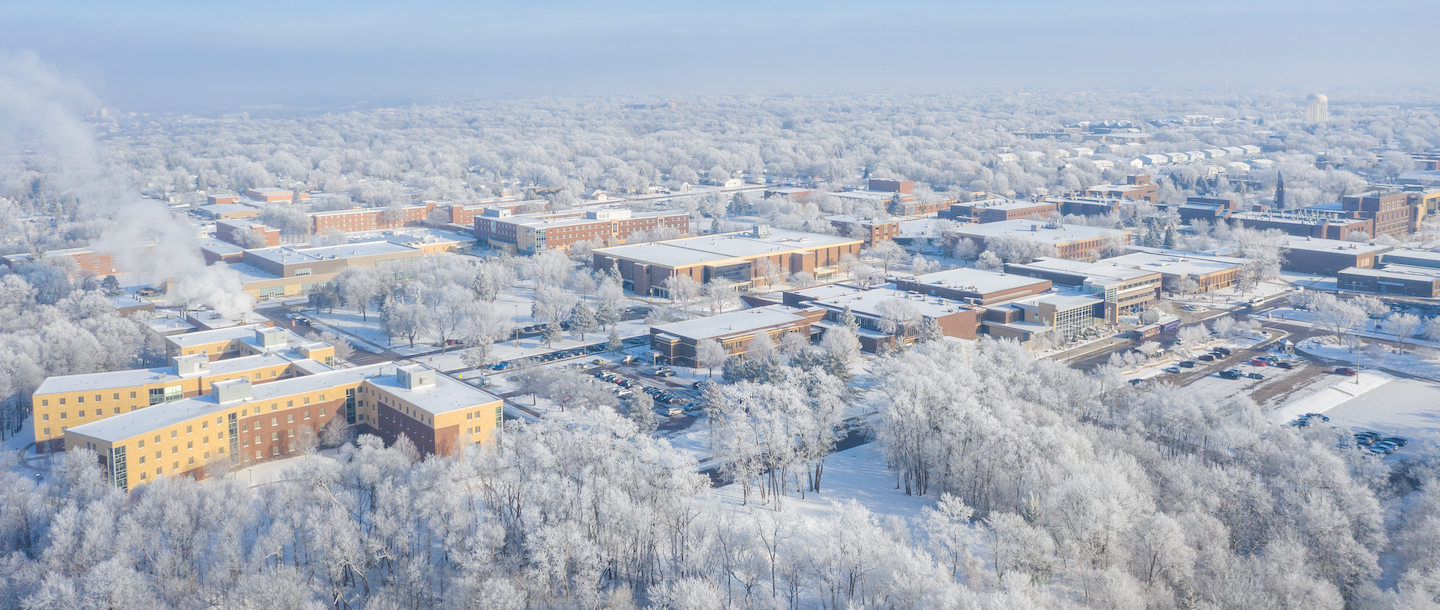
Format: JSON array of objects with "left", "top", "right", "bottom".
[{"left": 2, "top": 0, "right": 1437, "bottom": 112}]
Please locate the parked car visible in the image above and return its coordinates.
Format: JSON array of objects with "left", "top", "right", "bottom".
[
  {"left": 1336, "top": 367, "right": 1358, "bottom": 376},
  {"left": 1198, "top": 354, "right": 1216, "bottom": 362},
  {"left": 1179, "top": 360, "right": 1196, "bottom": 368},
  {"left": 626, "top": 337, "right": 647, "bottom": 345},
  {"left": 1214, "top": 347, "right": 1232, "bottom": 356},
  {"left": 1250, "top": 359, "right": 1268, "bottom": 366},
  {"left": 1165, "top": 366, "right": 1181, "bottom": 373},
  {"left": 1247, "top": 372, "right": 1264, "bottom": 380},
  {"left": 1275, "top": 361, "right": 1293, "bottom": 369},
  {"left": 1384, "top": 436, "right": 1409, "bottom": 447},
  {"left": 665, "top": 407, "right": 684, "bottom": 417},
  {"left": 1219, "top": 370, "right": 1242, "bottom": 380},
  {"left": 653, "top": 367, "right": 677, "bottom": 377}
]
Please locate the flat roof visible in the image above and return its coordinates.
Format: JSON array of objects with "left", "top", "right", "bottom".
[
  {"left": 947, "top": 220, "right": 1129, "bottom": 244},
  {"left": 1014, "top": 290, "right": 1105, "bottom": 310},
  {"left": 651, "top": 305, "right": 811, "bottom": 341},
  {"left": 245, "top": 240, "right": 419, "bottom": 267},
  {"left": 1383, "top": 249, "right": 1440, "bottom": 265},
  {"left": 596, "top": 229, "right": 861, "bottom": 268},
  {"left": 953, "top": 198, "right": 1054, "bottom": 211},
  {"left": 35, "top": 351, "right": 319, "bottom": 395},
  {"left": 1100, "top": 251, "right": 1243, "bottom": 277},
  {"left": 786, "top": 283, "right": 862, "bottom": 302},
  {"left": 1339, "top": 264, "right": 1440, "bottom": 281},
  {"left": 199, "top": 204, "right": 259, "bottom": 215},
  {"left": 365, "top": 367, "right": 502, "bottom": 418},
  {"left": 810, "top": 286, "right": 971, "bottom": 319},
  {"left": 907, "top": 267, "right": 1049, "bottom": 295},
  {"left": 198, "top": 239, "right": 244, "bottom": 255},
  {"left": 1279, "top": 236, "right": 1392, "bottom": 255},
  {"left": 166, "top": 323, "right": 305, "bottom": 349}
]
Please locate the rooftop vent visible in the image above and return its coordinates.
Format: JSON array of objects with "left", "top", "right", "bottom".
[
  {"left": 212, "top": 378, "right": 253, "bottom": 403},
  {"left": 396, "top": 363, "right": 435, "bottom": 389}
]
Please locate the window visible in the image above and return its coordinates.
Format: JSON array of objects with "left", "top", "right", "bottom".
[
  {"left": 186, "top": 441, "right": 193, "bottom": 450},
  {"left": 204, "top": 452, "right": 209, "bottom": 460},
  {"left": 186, "top": 426, "right": 192, "bottom": 434},
  {"left": 272, "top": 432, "right": 278, "bottom": 442},
  {"left": 203, "top": 436, "right": 209, "bottom": 445},
  {"left": 130, "top": 392, "right": 136, "bottom": 399},
  {"left": 172, "top": 446, "right": 178, "bottom": 455},
  {"left": 113, "top": 408, "right": 119, "bottom": 414},
  {"left": 320, "top": 408, "right": 326, "bottom": 417},
  {"left": 42, "top": 428, "right": 49, "bottom": 436},
  {"left": 202, "top": 420, "right": 208, "bottom": 429},
  {"left": 467, "top": 412, "right": 473, "bottom": 420},
  {"left": 294, "top": 268, "right": 312, "bottom": 277},
  {"left": 78, "top": 411, "right": 85, "bottom": 418},
  {"left": 287, "top": 414, "right": 294, "bottom": 423},
  {"left": 77, "top": 396, "right": 84, "bottom": 404},
  {"left": 41, "top": 414, "right": 48, "bottom": 422},
  {"left": 41, "top": 399, "right": 48, "bottom": 407},
  {"left": 140, "top": 472, "right": 147, "bottom": 481},
  {"left": 303, "top": 397, "right": 310, "bottom": 405},
  {"left": 271, "top": 417, "right": 277, "bottom": 426},
  {"left": 303, "top": 411, "right": 310, "bottom": 420},
  {"left": 59, "top": 398, "right": 65, "bottom": 405},
  {"left": 139, "top": 456, "right": 146, "bottom": 464},
  {"left": 138, "top": 439, "right": 144, "bottom": 448},
  {"left": 60, "top": 412, "right": 66, "bottom": 420},
  {"left": 287, "top": 429, "right": 294, "bottom": 438},
  {"left": 95, "top": 395, "right": 101, "bottom": 403},
  {"left": 95, "top": 410, "right": 101, "bottom": 416},
  {"left": 286, "top": 400, "right": 293, "bottom": 408},
  {"left": 187, "top": 457, "right": 194, "bottom": 466},
  {"left": 172, "top": 462, "right": 178, "bottom": 471}
]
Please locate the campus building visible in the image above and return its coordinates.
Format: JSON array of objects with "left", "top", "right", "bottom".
[
  {"left": 64, "top": 362, "right": 503, "bottom": 492},
  {"left": 1337, "top": 265, "right": 1440, "bottom": 297},
  {"left": 228, "top": 240, "right": 427, "bottom": 299},
  {"left": 1341, "top": 191, "right": 1419, "bottom": 237},
  {"left": 649, "top": 305, "right": 827, "bottom": 367},
  {"left": 309, "top": 201, "right": 437, "bottom": 234},
  {"left": 592, "top": 227, "right": 864, "bottom": 296},
  {"left": 216, "top": 219, "right": 281, "bottom": 248},
  {"left": 891, "top": 267, "right": 1053, "bottom": 306},
  {"left": 474, "top": 207, "right": 689, "bottom": 254},
  {"left": 1044, "top": 196, "right": 1133, "bottom": 218},
  {"left": 1104, "top": 248, "right": 1245, "bottom": 294},
  {"left": 245, "top": 188, "right": 307, "bottom": 203},
  {"left": 1004, "top": 257, "right": 1162, "bottom": 323},
  {"left": 1281, "top": 237, "right": 1392, "bottom": 275},
  {"left": 943, "top": 220, "right": 1131, "bottom": 261},
  {"left": 826, "top": 216, "right": 901, "bottom": 245},
  {"left": 940, "top": 199, "right": 1057, "bottom": 224},
  {"left": 441, "top": 197, "right": 548, "bottom": 226},
  {"left": 1083, "top": 175, "right": 1158, "bottom": 202},
  {"left": 1230, "top": 210, "right": 1373, "bottom": 240},
  {"left": 1381, "top": 248, "right": 1440, "bottom": 270},
  {"left": 164, "top": 323, "right": 328, "bottom": 364},
  {"left": 34, "top": 326, "right": 333, "bottom": 453},
  {"left": 802, "top": 285, "right": 982, "bottom": 352},
  {"left": 199, "top": 204, "right": 263, "bottom": 220},
  {"left": 1, "top": 247, "right": 120, "bottom": 278}
]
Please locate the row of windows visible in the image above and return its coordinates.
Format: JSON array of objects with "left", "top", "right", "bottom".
[{"left": 41, "top": 390, "right": 140, "bottom": 407}]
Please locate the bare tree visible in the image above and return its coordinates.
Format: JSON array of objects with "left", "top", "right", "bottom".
[
  {"left": 697, "top": 339, "right": 728, "bottom": 378},
  {"left": 1386, "top": 312, "right": 1421, "bottom": 353}
]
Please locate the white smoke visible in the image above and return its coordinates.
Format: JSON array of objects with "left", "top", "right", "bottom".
[{"left": 0, "top": 51, "right": 256, "bottom": 318}]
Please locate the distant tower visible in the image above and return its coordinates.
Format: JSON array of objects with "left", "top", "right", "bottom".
[
  {"left": 1305, "top": 93, "right": 1329, "bottom": 123},
  {"left": 1275, "top": 172, "right": 1286, "bottom": 209}
]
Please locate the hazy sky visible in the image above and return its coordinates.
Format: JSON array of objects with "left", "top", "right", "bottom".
[{"left": 3, "top": 0, "right": 1437, "bottom": 112}]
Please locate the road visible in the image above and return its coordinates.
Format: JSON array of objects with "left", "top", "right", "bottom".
[
  {"left": 254, "top": 305, "right": 400, "bottom": 365},
  {"left": 1063, "top": 291, "right": 1292, "bottom": 373}
]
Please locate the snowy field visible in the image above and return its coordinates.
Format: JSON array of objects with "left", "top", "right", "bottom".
[
  {"left": 1312, "top": 377, "right": 1440, "bottom": 453},
  {"left": 710, "top": 442, "right": 935, "bottom": 523}
]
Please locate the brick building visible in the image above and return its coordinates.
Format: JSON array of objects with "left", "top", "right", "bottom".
[
  {"left": 592, "top": 227, "right": 864, "bottom": 296},
  {"left": 1337, "top": 265, "right": 1440, "bottom": 297},
  {"left": 475, "top": 207, "right": 690, "bottom": 254},
  {"left": 826, "top": 216, "right": 901, "bottom": 245},
  {"left": 63, "top": 362, "right": 500, "bottom": 492},
  {"left": 940, "top": 199, "right": 1058, "bottom": 223},
  {"left": 1231, "top": 211, "right": 1373, "bottom": 240},
  {"left": 34, "top": 327, "right": 332, "bottom": 453},
  {"left": 310, "top": 201, "right": 436, "bottom": 234},
  {"left": 891, "top": 267, "right": 1053, "bottom": 305},
  {"left": 245, "top": 188, "right": 308, "bottom": 203},
  {"left": 1342, "top": 191, "right": 1417, "bottom": 237},
  {"left": 1084, "top": 174, "right": 1158, "bottom": 202},
  {"left": 216, "top": 219, "right": 281, "bottom": 248},
  {"left": 650, "top": 305, "right": 827, "bottom": 367},
  {"left": 1004, "top": 257, "right": 1161, "bottom": 323},
  {"left": 1281, "top": 237, "right": 1392, "bottom": 275},
  {"left": 944, "top": 220, "right": 1131, "bottom": 261}
]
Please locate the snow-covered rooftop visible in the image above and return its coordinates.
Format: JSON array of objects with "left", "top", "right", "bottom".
[
  {"left": 810, "top": 286, "right": 972, "bottom": 320},
  {"left": 947, "top": 220, "right": 1129, "bottom": 244},
  {"left": 905, "top": 267, "right": 1050, "bottom": 295},
  {"left": 596, "top": 229, "right": 860, "bottom": 268},
  {"left": 651, "top": 305, "right": 812, "bottom": 341}
]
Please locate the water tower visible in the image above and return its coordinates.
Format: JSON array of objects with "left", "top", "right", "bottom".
[{"left": 1305, "top": 93, "right": 1329, "bottom": 123}]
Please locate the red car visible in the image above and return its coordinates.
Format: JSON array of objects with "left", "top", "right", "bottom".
[
  {"left": 1336, "top": 367, "right": 1358, "bottom": 376},
  {"left": 1250, "top": 359, "right": 1268, "bottom": 366}
]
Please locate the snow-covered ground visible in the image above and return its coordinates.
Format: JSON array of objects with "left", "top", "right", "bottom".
[
  {"left": 1166, "top": 279, "right": 1291, "bottom": 310},
  {"left": 1297, "top": 337, "right": 1440, "bottom": 381},
  {"left": 1315, "top": 377, "right": 1440, "bottom": 450},
  {"left": 1267, "top": 370, "right": 1393, "bottom": 425},
  {"left": 231, "top": 450, "right": 341, "bottom": 487},
  {"left": 1260, "top": 307, "right": 1438, "bottom": 348},
  {"left": 709, "top": 442, "right": 935, "bottom": 523}
]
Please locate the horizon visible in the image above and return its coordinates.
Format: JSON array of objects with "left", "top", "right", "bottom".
[{"left": 4, "top": 0, "right": 1438, "bottom": 112}]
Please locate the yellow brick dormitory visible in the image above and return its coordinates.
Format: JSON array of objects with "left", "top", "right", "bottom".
[{"left": 63, "top": 362, "right": 503, "bottom": 492}]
